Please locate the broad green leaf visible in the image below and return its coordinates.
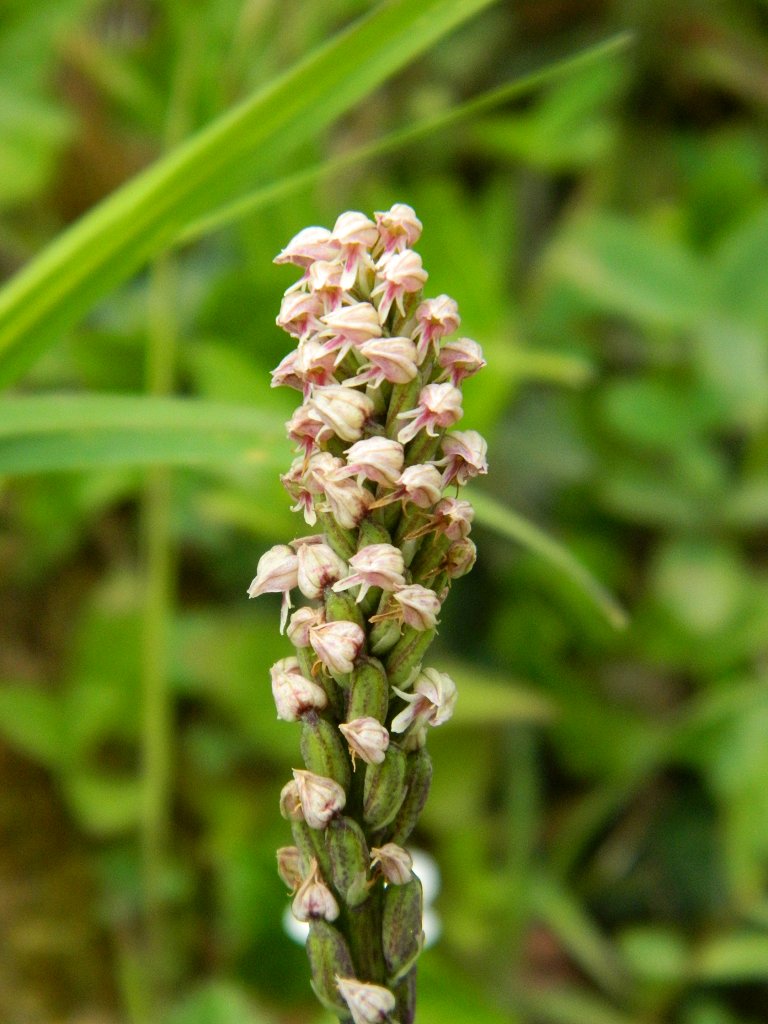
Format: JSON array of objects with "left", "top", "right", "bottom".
[
  {"left": 693, "top": 933, "right": 768, "bottom": 983},
  {"left": 166, "top": 982, "right": 274, "bottom": 1024},
  {"left": 0, "top": 685, "right": 64, "bottom": 766},
  {"left": 713, "top": 203, "right": 768, "bottom": 327},
  {"left": 470, "top": 491, "right": 628, "bottom": 629},
  {"left": 547, "top": 214, "right": 707, "bottom": 328},
  {"left": 0, "top": 394, "right": 287, "bottom": 475},
  {"left": 0, "top": 0, "right": 498, "bottom": 386},
  {"left": 64, "top": 772, "right": 142, "bottom": 836}
]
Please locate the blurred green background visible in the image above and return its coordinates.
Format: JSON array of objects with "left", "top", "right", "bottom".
[{"left": 2, "top": 1, "right": 768, "bottom": 1022}]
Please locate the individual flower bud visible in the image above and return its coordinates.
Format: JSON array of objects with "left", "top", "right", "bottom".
[
  {"left": 394, "top": 464, "right": 444, "bottom": 509},
  {"left": 363, "top": 745, "right": 408, "bottom": 829},
  {"left": 309, "top": 619, "right": 366, "bottom": 675},
  {"left": 307, "top": 259, "right": 348, "bottom": 311},
  {"left": 297, "top": 542, "right": 348, "bottom": 599},
  {"left": 292, "top": 859, "right": 340, "bottom": 922},
  {"left": 393, "top": 584, "right": 441, "bottom": 631},
  {"left": 396, "top": 383, "right": 463, "bottom": 446},
  {"left": 345, "top": 336, "right": 419, "bottom": 388},
  {"left": 275, "top": 290, "right": 325, "bottom": 339},
  {"left": 286, "top": 403, "right": 332, "bottom": 458},
  {"left": 270, "top": 348, "right": 303, "bottom": 392},
  {"left": 431, "top": 496, "right": 475, "bottom": 540},
  {"left": 280, "top": 779, "right": 305, "bottom": 821},
  {"left": 370, "top": 843, "right": 413, "bottom": 885},
  {"left": 293, "top": 769, "right": 346, "bottom": 829},
  {"left": 307, "top": 385, "right": 375, "bottom": 443},
  {"left": 274, "top": 225, "right": 339, "bottom": 267},
  {"left": 371, "top": 249, "right": 428, "bottom": 321},
  {"left": 332, "top": 544, "right": 406, "bottom": 603},
  {"left": 374, "top": 203, "right": 423, "bottom": 254},
  {"left": 331, "top": 211, "right": 379, "bottom": 288},
  {"left": 247, "top": 544, "right": 299, "bottom": 632},
  {"left": 438, "top": 336, "right": 487, "bottom": 386},
  {"left": 445, "top": 537, "right": 476, "bottom": 578},
  {"left": 412, "top": 294, "right": 461, "bottom": 361},
  {"left": 327, "top": 817, "right": 370, "bottom": 908},
  {"left": 435, "top": 429, "right": 488, "bottom": 487},
  {"left": 336, "top": 977, "right": 397, "bottom": 1024},
  {"left": 341, "top": 437, "right": 405, "bottom": 488},
  {"left": 339, "top": 717, "right": 390, "bottom": 766},
  {"left": 390, "top": 668, "right": 458, "bottom": 734},
  {"left": 270, "top": 657, "right": 328, "bottom": 721},
  {"left": 319, "top": 301, "right": 382, "bottom": 363},
  {"left": 277, "top": 846, "right": 303, "bottom": 890},
  {"left": 287, "top": 605, "right": 326, "bottom": 648},
  {"left": 292, "top": 338, "right": 340, "bottom": 396},
  {"left": 319, "top": 470, "right": 374, "bottom": 530}
]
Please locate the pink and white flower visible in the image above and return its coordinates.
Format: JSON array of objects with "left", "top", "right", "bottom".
[
  {"left": 270, "top": 657, "right": 328, "bottom": 721},
  {"left": 396, "top": 382, "right": 463, "bottom": 446},
  {"left": 344, "top": 335, "right": 419, "bottom": 388},
  {"left": 412, "top": 294, "right": 460, "bottom": 361},
  {"left": 275, "top": 290, "right": 325, "bottom": 339},
  {"left": 332, "top": 544, "right": 406, "bottom": 603},
  {"left": 370, "top": 843, "right": 413, "bottom": 885},
  {"left": 292, "top": 859, "right": 339, "bottom": 922},
  {"left": 374, "top": 203, "right": 422, "bottom": 254},
  {"left": 286, "top": 605, "right": 326, "bottom": 648},
  {"left": 330, "top": 211, "right": 379, "bottom": 288},
  {"left": 336, "top": 978, "right": 396, "bottom": 1024},
  {"left": 340, "top": 437, "right": 404, "bottom": 488},
  {"left": 306, "top": 385, "right": 375, "bottom": 443},
  {"left": 319, "top": 301, "right": 382, "bottom": 363},
  {"left": 247, "top": 544, "right": 299, "bottom": 632},
  {"left": 296, "top": 541, "right": 348, "bottom": 599},
  {"left": 390, "top": 668, "right": 457, "bottom": 734},
  {"left": 371, "top": 249, "right": 428, "bottom": 321},
  {"left": 392, "top": 584, "right": 441, "bottom": 631},
  {"left": 292, "top": 769, "right": 346, "bottom": 829},
  {"left": 309, "top": 619, "right": 366, "bottom": 675},
  {"left": 438, "top": 336, "right": 486, "bottom": 386},
  {"left": 434, "top": 429, "right": 488, "bottom": 487},
  {"left": 339, "top": 717, "right": 390, "bottom": 765},
  {"left": 274, "top": 225, "right": 339, "bottom": 268}
]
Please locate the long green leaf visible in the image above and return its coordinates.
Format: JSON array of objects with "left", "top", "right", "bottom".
[
  {"left": 470, "top": 491, "right": 628, "bottom": 629},
  {"left": 180, "top": 33, "right": 633, "bottom": 244},
  {"left": 0, "top": 394, "right": 288, "bottom": 474},
  {"left": 0, "top": 0, "right": 497, "bottom": 387}
]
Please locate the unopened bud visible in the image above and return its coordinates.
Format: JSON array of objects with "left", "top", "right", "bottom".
[
  {"left": 293, "top": 769, "right": 346, "bottom": 829},
  {"left": 339, "top": 717, "right": 390, "bottom": 766},
  {"left": 270, "top": 657, "right": 328, "bottom": 721},
  {"left": 276, "top": 846, "right": 303, "bottom": 890},
  {"left": 445, "top": 537, "right": 476, "bottom": 578},
  {"left": 336, "top": 977, "right": 397, "bottom": 1024},
  {"left": 390, "top": 748, "right": 433, "bottom": 846},
  {"left": 292, "top": 859, "right": 339, "bottom": 922},
  {"left": 371, "top": 843, "right": 413, "bottom": 885},
  {"left": 384, "top": 626, "right": 436, "bottom": 688}
]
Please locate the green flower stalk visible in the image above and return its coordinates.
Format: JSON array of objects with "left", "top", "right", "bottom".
[{"left": 249, "top": 205, "right": 488, "bottom": 1023}]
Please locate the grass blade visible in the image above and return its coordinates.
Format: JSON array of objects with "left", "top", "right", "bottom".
[
  {"left": 470, "top": 491, "right": 628, "bottom": 629},
  {"left": 0, "top": 0, "right": 497, "bottom": 387}
]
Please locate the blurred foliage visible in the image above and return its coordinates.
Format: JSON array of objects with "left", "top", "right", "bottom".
[{"left": 2, "top": 1, "right": 768, "bottom": 1022}]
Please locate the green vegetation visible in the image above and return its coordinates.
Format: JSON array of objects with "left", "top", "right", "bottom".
[{"left": 2, "top": 1, "right": 768, "bottom": 1022}]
